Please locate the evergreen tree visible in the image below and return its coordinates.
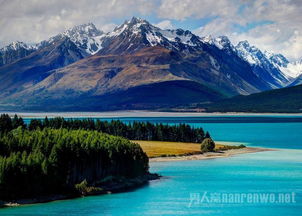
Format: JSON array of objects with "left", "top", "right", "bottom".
[
  {"left": 28, "top": 119, "right": 43, "bottom": 130},
  {"left": 205, "top": 131, "right": 211, "bottom": 138},
  {"left": 12, "top": 114, "right": 26, "bottom": 129},
  {"left": 0, "top": 114, "right": 13, "bottom": 132},
  {"left": 200, "top": 138, "right": 215, "bottom": 153}
]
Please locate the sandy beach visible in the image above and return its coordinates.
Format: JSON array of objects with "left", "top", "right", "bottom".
[{"left": 149, "top": 147, "right": 273, "bottom": 162}]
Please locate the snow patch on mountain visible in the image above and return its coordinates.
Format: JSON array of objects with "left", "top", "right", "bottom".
[
  {"left": 235, "top": 40, "right": 292, "bottom": 87},
  {"left": 145, "top": 32, "right": 163, "bottom": 45},
  {"left": 209, "top": 55, "right": 220, "bottom": 70},
  {"left": 102, "top": 17, "right": 202, "bottom": 53},
  {"left": 36, "top": 23, "right": 104, "bottom": 55},
  {"left": 1, "top": 41, "right": 36, "bottom": 52},
  {"left": 109, "top": 22, "right": 130, "bottom": 37},
  {"left": 264, "top": 52, "right": 302, "bottom": 79},
  {"left": 61, "top": 23, "right": 104, "bottom": 54},
  {"left": 160, "top": 29, "right": 197, "bottom": 46},
  {"left": 236, "top": 41, "right": 264, "bottom": 65},
  {"left": 280, "top": 60, "right": 302, "bottom": 79},
  {"left": 264, "top": 52, "right": 289, "bottom": 67},
  {"left": 0, "top": 41, "right": 37, "bottom": 65},
  {"left": 201, "top": 35, "right": 236, "bottom": 54},
  {"left": 201, "top": 36, "right": 301, "bottom": 85},
  {"left": 108, "top": 17, "right": 152, "bottom": 37}
]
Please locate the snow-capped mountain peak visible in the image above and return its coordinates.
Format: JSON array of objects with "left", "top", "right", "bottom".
[
  {"left": 101, "top": 17, "right": 202, "bottom": 54},
  {"left": 37, "top": 23, "right": 105, "bottom": 55},
  {"left": 61, "top": 23, "right": 104, "bottom": 54},
  {"left": 262, "top": 51, "right": 302, "bottom": 79},
  {"left": 236, "top": 42, "right": 301, "bottom": 80},
  {"left": 201, "top": 35, "right": 235, "bottom": 53},
  {"left": 200, "top": 35, "right": 214, "bottom": 44},
  {"left": 200, "top": 36, "right": 291, "bottom": 88},
  {"left": 235, "top": 40, "right": 293, "bottom": 87},
  {"left": 62, "top": 23, "right": 103, "bottom": 38},
  {"left": 264, "top": 51, "right": 289, "bottom": 68},
  {"left": 109, "top": 17, "right": 155, "bottom": 37},
  {"left": 159, "top": 28, "right": 199, "bottom": 46},
  {"left": 0, "top": 41, "right": 37, "bottom": 66},
  {"left": 1, "top": 41, "right": 35, "bottom": 52},
  {"left": 215, "top": 36, "right": 233, "bottom": 49},
  {"left": 127, "top": 16, "right": 149, "bottom": 27},
  {"left": 236, "top": 40, "right": 266, "bottom": 65}
]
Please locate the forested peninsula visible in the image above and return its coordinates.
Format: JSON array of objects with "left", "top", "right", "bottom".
[{"left": 0, "top": 114, "right": 209, "bottom": 205}]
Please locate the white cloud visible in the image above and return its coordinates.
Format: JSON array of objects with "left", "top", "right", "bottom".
[
  {"left": 157, "top": 0, "right": 239, "bottom": 20},
  {"left": 229, "top": 23, "right": 302, "bottom": 61},
  {"left": 193, "top": 18, "right": 234, "bottom": 37},
  {"left": 154, "top": 20, "right": 174, "bottom": 29},
  {"left": 190, "top": 0, "right": 302, "bottom": 61},
  {"left": 0, "top": 0, "right": 156, "bottom": 46},
  {"left": 99, "top": 23, "right": 118, "bottom": 33},
  {"left": 0, "top": 0, "right": 301, "bottom": 61}
]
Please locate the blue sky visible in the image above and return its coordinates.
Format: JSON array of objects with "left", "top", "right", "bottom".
[
  {"left": 0, "top": 0, "right": 301, "bottom": 60},
  {"left": 232, "top": 20, "right": 275, "bottom": 34}
]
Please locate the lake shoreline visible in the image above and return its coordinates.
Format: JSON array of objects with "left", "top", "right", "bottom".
[
  {"left": 150, "top": 147, "right": 273, "bottom": 162},
  {"left": 0, "top": 173, "right": 160, "bottom": 208},
  {"left": 3, "top": 110, "right": 302, "bottom": 118},
  {"left": 0, "top": 147, "right": 271, "bottom": 208}
]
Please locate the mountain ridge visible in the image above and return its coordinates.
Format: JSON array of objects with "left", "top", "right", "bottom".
[
  {"left": 204, "top": 84, "right": 302, "bottom": 113},
  {"left": 0, "top": 17, "right": 301, "bottom": 111},
  {"left": 1, "top": 17, "right": 301, "bottom": 80},
  {"left": 0, "top": 37, "right": 85, "bottom": 97}
]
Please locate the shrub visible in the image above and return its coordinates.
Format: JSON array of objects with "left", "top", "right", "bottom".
[
  {"left": 200, "top": 138, "right": 215, "bottom": 153},
  {"left": 75, "top": 179, "right": 102, "bottom": 195}
]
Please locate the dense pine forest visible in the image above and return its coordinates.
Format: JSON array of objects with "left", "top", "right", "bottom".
[
  {"left": 0, "top": 127, "right": 148, "bottom": 200},
  {"left": 0, "top": 114, "right": 208, "bottom": 201},
  {"left": 0, "top": 114, "right": 208, "bottom": 143}
]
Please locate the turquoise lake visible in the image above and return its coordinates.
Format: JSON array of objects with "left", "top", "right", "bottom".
[{"left": 1, "top": 115, "right": 302, "bottom": 215}]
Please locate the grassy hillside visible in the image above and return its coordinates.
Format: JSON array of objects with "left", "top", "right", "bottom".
[{"left": 205, "top": 84, "right": 302, "bottom": 113}]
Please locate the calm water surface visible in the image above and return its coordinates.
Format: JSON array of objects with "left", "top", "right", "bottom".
[{"left": 1, "top": 115, "right": 302, "bottom": 215}]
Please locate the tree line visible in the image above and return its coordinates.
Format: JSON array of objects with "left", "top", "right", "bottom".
[{"left": 0, "top": 114, "right": 209, "bottom": 143}]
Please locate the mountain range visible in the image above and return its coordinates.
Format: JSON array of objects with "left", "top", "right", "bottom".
[{"left": 0, "top": 17, "right": 301, "bottom": 111}]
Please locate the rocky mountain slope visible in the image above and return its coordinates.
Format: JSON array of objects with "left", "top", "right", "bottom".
[
  {"left": 37, "top": 23, "right": 104, "bottom": 55},
  {"left": 0, "top": 37, "right": 85, "bottom": 98},
  {"left": 0, "top": 42, "right": 36, "bottom": 66},
  {"left": 0, "top": 23, "right": 104, "bottom": 68},
  {"left": 235, "top": 41, "right": 291, "bottom": 88}
]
